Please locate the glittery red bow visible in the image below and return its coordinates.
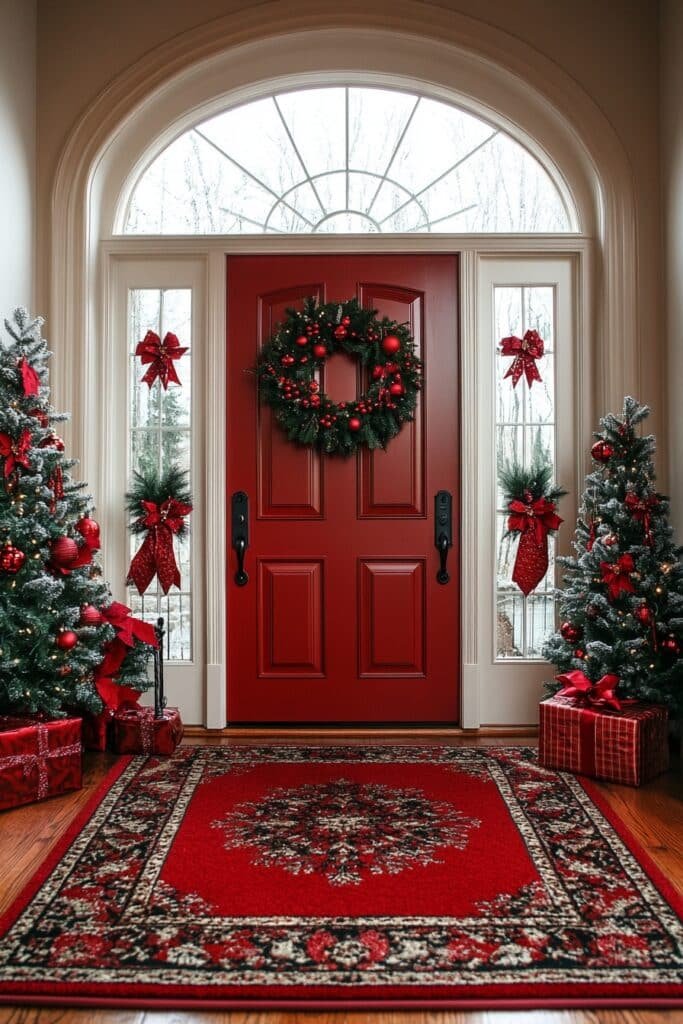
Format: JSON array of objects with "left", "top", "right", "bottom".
[
  {"left": 500, "top": 329, "right": 544, "bottom": 387},
  {"left": 507, "top": 496, "right": 563, "bottom": 596},
  {"left": 507, "top": 496, "right": 563, "bottom": 544},
  {"left": 127, "top": 498, "right": 193, "bottom": 594},
  {"left": 625, "top": 492, "right": 659, "bottom": 545},
  {"left": 555, "top": 670, "right": 623, "bottom": 711},
  {"left": 0, "top": 430, "right": 32, "bottom": 478},
  {"left": 18, "top": 357, "right": 40, "bottom": 396},
  {"left": 135, "top": 330, "right": 188, "bottom": 389},
  {"left": 600, "top": 553, "right": 636, "bottom": 600}
]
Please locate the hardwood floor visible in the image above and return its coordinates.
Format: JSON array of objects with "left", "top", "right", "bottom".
[{"left": 0, "top": 737, "right": 681, "bottom": 1024}]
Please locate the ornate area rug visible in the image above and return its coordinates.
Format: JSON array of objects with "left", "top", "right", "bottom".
[{"left": 1, "top": 745, "right": 682, "bottom": 1009}]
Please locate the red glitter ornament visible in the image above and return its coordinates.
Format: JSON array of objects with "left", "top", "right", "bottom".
[{"left": 591, "top": 440, "right": 614, "bottom": 463}]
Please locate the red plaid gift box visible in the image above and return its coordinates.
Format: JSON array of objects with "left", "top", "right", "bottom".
[
  {"left": 112, "top": 706, "right": 183, "bottom": 756},
  {"left": 80, "top": 708, "right": 115, "bottom": 751},
  {"left": 538, "top": 694, "right": 669, "bottom": 786},
  {"left": 0, "top": 716, "right": 82, "bottom": 811}
]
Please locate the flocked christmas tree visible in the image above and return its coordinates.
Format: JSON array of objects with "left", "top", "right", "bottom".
[
  {"left": 0, "top": 308, "right": 153, "bottom": 716},
  {"left": 543, "top": 397, "right": 683, "bottom": 715}
]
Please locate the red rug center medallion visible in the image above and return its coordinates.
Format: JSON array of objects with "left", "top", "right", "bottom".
[{"left": 0, "top": 745, "right": 681, "bottom": 1010}]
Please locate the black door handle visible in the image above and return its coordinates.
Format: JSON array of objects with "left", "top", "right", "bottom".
[
  {"left": 435, "top": 491, "right": 453, "bottom": 585},
  {"left": 232, "top": 491, "right": 249, "bottom": 586}
]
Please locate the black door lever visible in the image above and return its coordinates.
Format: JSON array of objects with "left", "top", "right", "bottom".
[
  {"left": 435, "top": 491, "right": 453, "bottom": 585},
  {"left": 231, "top": 491, "right": 249, "bottom": 586}
]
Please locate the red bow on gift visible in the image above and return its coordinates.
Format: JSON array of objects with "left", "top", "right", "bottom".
[
  {"left": 600, "top": 553, "right": 635, "bottom": 601},
  {"left": 0, "top": 430, "right": 32, "bottom": 478},
  {"left": 135, "top": 330, "right": 188, "bottom": 390},
  {"left": 556, "top": 670, "right": 622, "bottom": 711},
  {"left": 127, "top": 498, "right": 192, "bottom": 595},
  {"left": 507, "top": 496, "right": 563, "bottom": 596},
  {"left": 18, "top": 357, "right": 40, "bottom": 396},
  {"left": 625, "top": 492, "right": 659, "bottom": 546},
  {"left": 500, "top": 329, "right": 544, "bottom": 388}
]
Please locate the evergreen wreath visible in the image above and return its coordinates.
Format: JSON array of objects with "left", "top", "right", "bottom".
[{"left": 256, "top": 297, "right": 423, "bottom": 455}]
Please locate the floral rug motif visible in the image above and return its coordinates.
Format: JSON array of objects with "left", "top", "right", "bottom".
[{"left": 0, "top": 745, "right": 682, "bottom": 1009}]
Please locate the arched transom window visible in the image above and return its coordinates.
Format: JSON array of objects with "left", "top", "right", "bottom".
[{"left": 122, "top": 86, "right": 573, "bottom": 235}]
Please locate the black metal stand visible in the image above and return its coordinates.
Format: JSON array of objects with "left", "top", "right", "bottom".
[{"left": 153, "top": 617, "right": 166, "bottom": 720}]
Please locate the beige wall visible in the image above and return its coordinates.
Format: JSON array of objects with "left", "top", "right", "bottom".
[
  {"left": 0, "top": 0, "right": 36, "bottom": 318},
  {"left": 35, "top": 0, "right": 664, "bottom": 446},
  {"left": 661, "top": 0, "right": 683, "bottom": 536}
]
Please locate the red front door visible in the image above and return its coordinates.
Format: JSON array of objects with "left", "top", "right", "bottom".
[{"left": 227, "top": 254, "right": 459, "bottom": 724}]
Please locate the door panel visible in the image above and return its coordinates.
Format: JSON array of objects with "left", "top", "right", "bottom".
[{"left": 227, "top": 253, "right": 459, "bottom": 723}]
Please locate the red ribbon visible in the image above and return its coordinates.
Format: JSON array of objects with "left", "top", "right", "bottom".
[
  {"left": 507, "top": 496, "right": 563, "bottom": 596},
  {"left": 127, "top": 498, "right": 192, "bottom": 595},
  {"left": 556, "top": 669, "right": 623, "bottom": 711},
  {"left": 0, "top": 430, "right": 32, "bottom": 478},
  {"left": 94, "top": 677, "right": 141, "bottom": 711},
  {"left": 625, "top": 492, "right": 658, "bottom": 545},
  {"left": 18, "top": 357, "right": 40, "bottom": 396},
  {"left": 500, "top": 329, "right": 544, "bottom": 388},
  {"left": 94, "top": 603, "right": 158, "bottom": 710},
  {"left": 600, "top": 553, "right": 636, "bottom": 600},
  {"left": 135, "top": 330, "right": 188, "bottom": 390},
  {"left": 101, "top": 601, "right": 158, "bottom": 648}
]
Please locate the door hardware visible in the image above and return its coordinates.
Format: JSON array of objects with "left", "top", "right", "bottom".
[
  {"left": 231, "top": 491, "right": 249, "bottom": 586},
  {"left": 434, "top": 490, "right": 453, "bottom": 584}
]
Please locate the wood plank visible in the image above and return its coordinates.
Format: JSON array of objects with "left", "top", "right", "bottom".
[{"left": 0, "top": 740, "right": 680, "bottom": 1024}]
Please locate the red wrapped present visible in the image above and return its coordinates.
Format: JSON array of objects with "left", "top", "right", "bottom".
[
  {"left": 0, "top": 716, "right": 82, "bottom": 811},
  {"left": 539, "top": 694, "right": 669, "bottom": 786},
  {"left": 80, "top": 709, "right": 114, "bottom": 751},
  {"left": 112, "top": 706, "right": 183, "bottom": 755}
]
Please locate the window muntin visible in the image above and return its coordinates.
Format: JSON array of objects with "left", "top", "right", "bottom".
[
  {"left": 123, "top": 87, "right": 572, "bottom": 235},
  {"left": 494, "top": 285, "right": 557, "bottom": 660},
  {"left": 127, "top": 288, "right": 193, "bottom": 661}
]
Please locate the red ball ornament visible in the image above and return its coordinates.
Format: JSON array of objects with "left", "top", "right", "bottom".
[
  {"left": 76, "top": 517, "right": 101, "bottom": 550},
  {"left": 341, "top": 316, "right": 351, "bottom": 326},
  {"left": 348, "top": 417, "right": 362, "bottom": 432},
  {"left": 635, "top": 604, "right": 652, "bottom": 625},
  {"left": 312, "top": 344, "right": 327, "bottom": 358},
  {"left": 560, "top": 621, "right": 581, "bottom": 644},
  {"left": 80, "top": 604, "right": 103, "bottom": 626},
  {"left": 389, "top": 382, "right": 404, "bottom": 396},
  {"left": 56, "top": 630, "right": 78, "bottom": 651},
  {"left": 50, "top": 536, "right": 78, "bottom": 568},
  {"left": 382, "top": 335, "right": 401, "bottom": 355},
  {"left": 574, "top": 649, "right": 585, "bottom": 659},
  {"left": 281, "top": 354, "right": 295, "bottom": 366},
  {"left": 333, "top": 325, "right": 348, "bottom": 340},
  {"left": 661, "top": 635, "right": 680, "bottom": 656},
  {"left": 295, "top": 335, "right": 309, "bottom": 347},
  {"left": 591, "top": 440, "right": 615, "bottom": 463},
  {"left": 602, "top": 533, "right": 618, "bottom": 547},
  {"left": 372, "top": 365, "right": 385, "bottom": 379},
  {"left": 0, "top": 542, "right": 25, "bottom": 574},
  {"left": 309, "top": 381, "right": 319, "bottom": 393}
]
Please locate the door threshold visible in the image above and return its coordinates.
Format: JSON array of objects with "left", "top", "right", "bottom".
[{"left": 184, "top": 724, "right": 539, "bottom": 739}]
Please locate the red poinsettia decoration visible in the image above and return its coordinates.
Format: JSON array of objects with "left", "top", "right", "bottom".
[
  {"left": 555, "top": 670, "right": 623, "bottom": 711},
  {"left": 600, "top": 553, "right": 636, "bottom": 601},
  {"left": 500, "top": 329, "right": 544, "bottom": 388},
  {"left": 135, "top": 330, "right": 188, "bottom": 389},
  {"left": 0, "top": 429, "right": 32, "bottom": 478},
  {"left": 624, "top": 491, "right": 659, "bottom": 546}
]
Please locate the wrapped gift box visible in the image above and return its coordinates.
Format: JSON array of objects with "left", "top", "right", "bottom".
[
  {"left": 539, "top": 694, "right": 669, "bottom": 786},
  {"left": 112, "top": 706, "right": 183, "bottom": 756},
  {"left": 0, "top": 716, "right": 82, "bottom": 811},
  {"left": 80, "top": 708, "right": 114, "bottom": 751}
]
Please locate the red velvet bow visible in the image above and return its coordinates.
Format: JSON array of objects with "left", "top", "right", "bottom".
[
  {"left": 507, "top": 496, "right": 563, "bottom": 542},
  {"left": 18, "top": 357, "right": 40, "bottom": 396},
  {"left": 500, "top": 329, "right": 544, "bottom": 387},
  {"left": 101, "top": 601, "right": 158, "bottom": 648},
  {"left": 600, "top": 553, "right": 636, "bottom": 601},
  {"left": 127, "top": 498, "right": 192, "bottom": 595},
  {"left": 136, "top": 330, "right": 188, "bottom": 389},
  {"left": 625, "top": 492, "right": 659, "bottom": 545},
  {"left": 555, "top": 670, "right": 622, "bottom": 711},
  {"left": 0, "top": 430, "right": 32, "bottom": 478}
]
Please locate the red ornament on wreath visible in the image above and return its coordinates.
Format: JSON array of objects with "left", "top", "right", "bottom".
[
  {"left": 0, "top": 543, "right": 25, "bottom": 574},
  {"left": 56, "top": 630, "right": 78, "bottom": 651},
  {"left": 591, "top": 440, "right": 614, "bottom": 463}
]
